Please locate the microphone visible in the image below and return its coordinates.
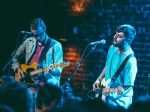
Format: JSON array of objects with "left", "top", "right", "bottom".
[
  {"left": 90, "top": 39, "right": 106, "bottom": 45},
  {"left": 20, "top": 31, "right": 33, "bottom": 36}
]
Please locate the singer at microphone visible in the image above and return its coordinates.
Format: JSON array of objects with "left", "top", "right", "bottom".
[
  {"left": 90, "top": 39, "right": 106, "bottom": 45},
  {"left": 12, "top": 18, "right": 64, "bottom": 111},
  {"left": 21, "top": 31, "right": 33, "bottom": 36}
]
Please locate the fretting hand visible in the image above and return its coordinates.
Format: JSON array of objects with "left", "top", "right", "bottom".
[{"left": 48, "top": 64, "right": 53, "bottom": 71}]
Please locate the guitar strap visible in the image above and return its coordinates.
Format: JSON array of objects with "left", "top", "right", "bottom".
[
  {"left": 39, "top": 37, "right": 56, "bottom": 63},
  {"left": 111, "top": 54, "right": 134, "bottom": 82}
]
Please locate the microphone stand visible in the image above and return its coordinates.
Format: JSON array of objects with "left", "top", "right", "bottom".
[
  {"left": 2, "top": 34, "right": 28, "bottom": 77},
  {"left": 61, "top": 44, "right": 97, "bottom": 94}
]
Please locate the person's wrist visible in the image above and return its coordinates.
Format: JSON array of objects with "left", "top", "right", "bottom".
[{"left": 17, "top": 67, "right": 21, "bottom": 72}]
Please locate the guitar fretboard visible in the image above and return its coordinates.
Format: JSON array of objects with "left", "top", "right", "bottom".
[
  {"left": 51, "top": 64, "right": 62, "bottom": 69},
  {"left": 31, "top": 67, "right": 49, "bottom": 75}
]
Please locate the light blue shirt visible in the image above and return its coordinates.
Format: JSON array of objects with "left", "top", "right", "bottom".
[{"left": 105, "top": 45, "right": 137, "bottom": 109}]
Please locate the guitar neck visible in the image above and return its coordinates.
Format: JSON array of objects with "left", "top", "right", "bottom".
[
  {"left": 31, "top": 64, "right": 62, "bottom": 76},
  {"left": 29, "top": 61, "right": 70, "bottom": 76},
  {"left": 31, "top": 67, "right": 49, "bottom": 76}
]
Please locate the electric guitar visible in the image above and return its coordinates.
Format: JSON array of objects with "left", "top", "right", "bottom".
[
  {"left": 87, "top": 78, "right": 123, "bottom": 101},
  {"left": 14, "top": 61, "right": 70, "bottom": 85}
]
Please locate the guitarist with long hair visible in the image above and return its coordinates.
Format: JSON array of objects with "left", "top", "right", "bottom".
[
  {"left": 11, "top": 18, "right": 64, "bottom": 111},
  {"left": 93, "top": 24, "right": 137, "bottom": 109}
]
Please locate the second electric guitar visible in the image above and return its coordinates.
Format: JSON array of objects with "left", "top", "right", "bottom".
[
  {"left": 15, "top": 61, "right": 70, "bottom": 85},
  {"left": 95, "top": 78, "right": 123, "bottom": 102}
]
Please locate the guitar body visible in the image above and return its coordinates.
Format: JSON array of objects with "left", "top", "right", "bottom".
[
  {"left": 101, "top": 78, "right": 111, "bottom": 88},
  {"left": 96, "top": 78, "right": 122, "bottom": 102},
  {"left": 14, "top": 62, "right": 38, "bottom": 85},
  {"left": 100, "top": 78, "right": 111, "bottom": 102},
  {"left": 88, "top": 78, "right": 123, "bottom": 101}
]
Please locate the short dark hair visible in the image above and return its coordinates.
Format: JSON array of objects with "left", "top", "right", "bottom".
[
  {"left": 116, "top": 24, "right": 136, "bottom": 44},
  {"left": 30, "top": 18, "right": 46, "bottom": 30},
  {"left": 36, "top": 83, "right": 63, "bottom": 110}
]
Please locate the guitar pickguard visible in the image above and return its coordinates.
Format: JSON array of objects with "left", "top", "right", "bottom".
[{"left": 20, "top": 68, "right": 35, "bottom": 85}]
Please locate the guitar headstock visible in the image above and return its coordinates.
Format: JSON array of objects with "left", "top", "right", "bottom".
[{"left": 60, "top": 61, "right": 70, "bottom": 68}]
